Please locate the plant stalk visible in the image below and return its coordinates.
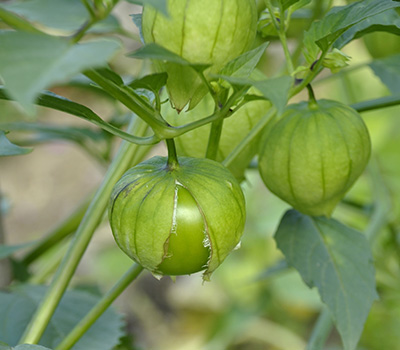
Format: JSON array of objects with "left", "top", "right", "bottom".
[
  {"left": 18, "top": 117, "right": 149, "bottom": 345},
  {"left": 54, "top": 264, "right": 144, "bottom": 350},
  {"left": 306, "top": 308, "right": 333, "bottom": 350}
]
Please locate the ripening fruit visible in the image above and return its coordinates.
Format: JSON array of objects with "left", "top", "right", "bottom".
[
  {"left": 142, "top": 0, "right": 258, "bottom": 111},
  {"left": 109, "top": 156, "right": 246, "bottom": 279},
  {"left": 258, "top": 99, "right": 371, "bottom": 217}
]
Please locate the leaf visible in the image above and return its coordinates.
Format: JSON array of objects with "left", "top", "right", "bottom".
[
  {"left": 0, "top": 31, "right": 121, "bottom": 113},
  {"left": 219, "top": 42, "right": 269, "bottom": 78},
  {"left": 0, "top": 285, "right": 123, "bottom": 350},
  {"left": 278, "top": 0, "right": 308, "bottom": 11},
  {"left": 125, "top": 0, "right": 168, "bottom": 17},
  {"left": 0, "top": 131, "right": 32, "bottom": 156},
  {"left": 0, "top": 88, "right": 152, "bottom": 145},
  {"left": 334, "top": 9, "right": 400, "bottom": 49},
  {"left": 129, "top": 43, "right": 210, "bottom": 72},
  {"left": 303, "top": 0, "right": 400, "bottom": 63},
  {"left": 369, "top": 54, "right": 400, "bottom": 94},
  {"left": 216, "top": 75, "right": 293, "bottom": 115},
  {"left": 275, "top": 210, "right": 378, "bottom": 350},
  {"left": 130, "top": 13, "right": 144, "bottom": 43},
  {"left": 129, "top": 72, "right": 168, "bottom": 93},
  {"left": 0, "top": 241, "right": 38, "bottom": 260},
  {"left": 0, "top": 0, "right": 120, "bottom": 34}
]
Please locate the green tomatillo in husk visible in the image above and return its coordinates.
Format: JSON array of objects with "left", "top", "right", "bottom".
[
  {"left": 258, "top": 99, "right": 371, "bottom": 217},
  {"left": 109, "top": 156, "right": 246, "bottom": 279},
  {"left": 142, "top": 0, "right": 258, "bottom": 112}
]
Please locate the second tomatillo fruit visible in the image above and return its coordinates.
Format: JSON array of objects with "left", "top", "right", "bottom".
[{"left": 258, "top": 99, "right": 371, "bottom": 217}]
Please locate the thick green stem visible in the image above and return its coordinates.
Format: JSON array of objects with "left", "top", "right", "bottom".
[
  {"left": 205, "top": 120, "right": 224, "bottom": 160},
  {"left": 54, "top": 264, "right": 144, "bottom": 350},
  {"left": 166, "top": 138, "right": 179, "bottom": 169},
  {"left": 18, "top": 117, "right": 149, "bottom": 345},
  {"left": 306, "top": 308, "right": 333, "bottom": 350},
  {"left": 0, "top": 190, "right": 12, "bottom": 288},
  {"left": 22, "top": 197, "right": 91, "bottom": 265}
]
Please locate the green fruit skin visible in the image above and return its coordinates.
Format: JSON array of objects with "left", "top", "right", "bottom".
[
  {"left": 109, "top": 156, "right": 246, "bottom": 278},
  {"left": 164, "top": 92, "right": 271, "bottom": 181},
  {"left": 258, "top": 100, "right": 371, "bottom": 217},
  {"left": 142, "top": 0, "right": 258, "bottom": 111}
]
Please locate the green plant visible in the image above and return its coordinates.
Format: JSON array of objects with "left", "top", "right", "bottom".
[{"left": 0, "top": 0, "right": 400, "bottom": 350}]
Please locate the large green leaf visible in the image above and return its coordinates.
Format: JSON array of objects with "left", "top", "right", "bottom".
[
  {"left": 0, "top": 31, "right": 120, "bottom": 113},
  {"left": 0, "top": 131, "right": 32, "bottom": 156},
  {"left": 0, "top": 0, "right": 120, "bottom": 34},
  {"left": 303, "top": 0, "right": 400, "bottom": 63},
  {"left": 275, "top": 210, "right": 378, "bottom": 350},
  {"left": 0, "top": 285, "right": 123, "bottom": 350},
  {"left": 125, "top": 0, "right": 168, "bottom": 16},
  {"left": 334, "top": 9, "right": 400, "bottom": 49},
  {"left": 369, "top": 54, "right": 400, "bottom": 94}
]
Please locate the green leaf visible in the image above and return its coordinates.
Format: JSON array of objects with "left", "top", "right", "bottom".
[
  {"left": 125, "top": 0, "right": 168, "bottom": 17},
  {"left": 275, "top": 210, "right": 378, "bottom": 350},
  {"left": 129, "top": 72, "right": 168, "bottom": 93},
  {"left": 303, "top": 0, "right": 400, "bottom": 63},
  {"left": 334, "top": 9, "right": 400, "bottom": 49},
  {"left": 0, "top": 31, "right": 120, "bottom": 113},
  {"left": 0, "top": 88, "right": 154, "bottom": 145},
  {"left": 0, "top": 285, "right": 123, "bottom": 349},
  {"left": 219, "top": 42, "right": 269, "bottom": 78},
  {"left": 0, "top": 0, "right": 120, "bottom": 34},
  {"left": 216, "top": 75, "right": 293, "bottom": 115},
  {"left": 369, "top": 54, "right": 400, "bottom": 94},
  {"left": 0, "top": 241, "right": 38, "bottom": 260},
  {"left": 0, "top": 130, "right": 32, "bottom": 156},
  {"left": 129, "top": 43, "right": 210, "bottom": 72}
]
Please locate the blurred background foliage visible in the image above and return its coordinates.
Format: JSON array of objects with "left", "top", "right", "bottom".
[{"left": 1, "top": 0, "right": 400, "bottom": 349}]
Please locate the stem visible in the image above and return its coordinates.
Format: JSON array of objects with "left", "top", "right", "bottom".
[
  {"left": 166, "top": 138, "right": 179, "bottom": 169},
  {"left": 306, "top": 308, "right": 333, "bottom": 350},
  {"left": 264, "top": 0, "right": 294, "bottom": 74},
  {"left": 18, "top": 117, "right": 149, "bottom": 345},
  {"left": 351, "top": 95, "right": 400, "bottom": 113},
  {"left": 0, "top": 189, "right": 12, "bottom": 288},
  {"left": 55, "top": 264, "right": 144, "bottom": 350},
  {"left": 21, "top": 197, "right": 91, "bottom": 265},
  {"left": 205, "top": 120, "right": 224, "bottom": 160},
  {"left": 307, "top": 84, "right": 317, "bottom": 107},
  {"left": 0, "top": 7, "right": 44, "bottom": 34},
  {"left": 223, "top": 108, "right": 276, "bottom": 169}
]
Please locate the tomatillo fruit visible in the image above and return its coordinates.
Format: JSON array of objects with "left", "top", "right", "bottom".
[
  {"left": 258, "top": 99, "right": 371, "bottom": 217},
  {"left": 109, "top": 156, "right": 246, "bottom": 279},
  {"left": 142, "top": 0, "right": 258, "bottom": 111}
]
